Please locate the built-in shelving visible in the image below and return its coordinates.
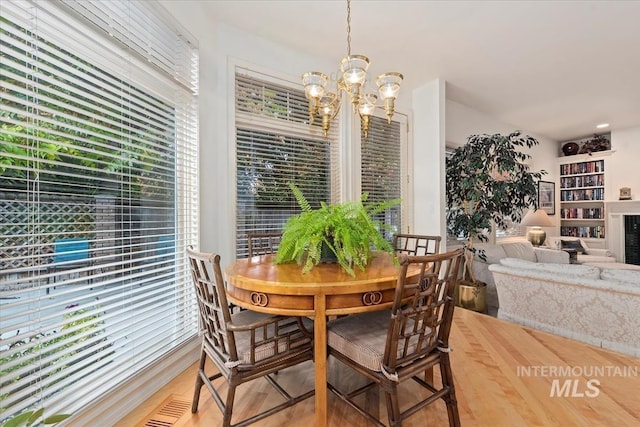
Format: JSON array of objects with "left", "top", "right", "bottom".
[{"left": 559, "top": 158, "right": 605, "bottom": 239}]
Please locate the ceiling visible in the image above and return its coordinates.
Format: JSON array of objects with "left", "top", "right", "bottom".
[{"left": 191, "top": 0, "right": 640, "bottom": 142}]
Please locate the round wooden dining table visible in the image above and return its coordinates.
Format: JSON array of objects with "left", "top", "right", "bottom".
[{"left": 224, "top": 251, "right": 414, "bottom": 427}]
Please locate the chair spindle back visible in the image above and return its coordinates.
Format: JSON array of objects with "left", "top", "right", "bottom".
[{"left": 384, "top": 248, "right": 464, "bottom": 372}]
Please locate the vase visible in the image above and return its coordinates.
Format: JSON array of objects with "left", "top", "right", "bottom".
[
  {"left": 562, "top": 142, "right": 579, "bottom": 156},
  {"left": 320, "top": 241, "right": 338, "bottom": 263},
  {"left": 455, "top": 280, "right": 487, "bottom": 313}
]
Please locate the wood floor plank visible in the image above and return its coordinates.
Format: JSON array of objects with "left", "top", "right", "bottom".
[{"left": 114, "top": 309, "right": 640, "bottom": 427}]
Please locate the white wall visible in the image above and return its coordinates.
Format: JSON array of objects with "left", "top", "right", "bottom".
[
  {"left": 445, "top": 99, "right": 557, "bottom": 178},
  {"left": 159, "top": 1, "right": 336, "bottom": 262},
  {"left": 608, "top": 126, "right": 640, "bottom": 201}
]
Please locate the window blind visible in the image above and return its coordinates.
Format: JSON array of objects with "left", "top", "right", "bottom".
[
  {"left": 361, "top": 115, "right": 404, "bottom": 239},
  {"left": 0, "top": 0, "right": 198, "bottom": 422},
  {"left": 234, "top": 69, "right": 339, "bottom": 258}
]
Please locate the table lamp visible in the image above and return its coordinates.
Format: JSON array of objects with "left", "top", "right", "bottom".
[{"left": 520, "top": 209, "right": 554, "bottom": 246}]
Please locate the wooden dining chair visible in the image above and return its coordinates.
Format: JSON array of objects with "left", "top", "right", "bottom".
[
  {"left": 392, "top": 233, "right": 441, "bottom": 256},
  {"left": 186, "top": 246, "right": 314, "bottom": 427},
  {"left": 326, "top": 248, "right": 464, "bottom": 427},
  {"left": 247, "top": 232, "right": 282, "bottom": 257}
]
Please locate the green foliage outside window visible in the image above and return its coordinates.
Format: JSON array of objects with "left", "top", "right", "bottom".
[
  {"left": 1, "top": 17, "right": 172, "bottom": 199},
  {"left": 0, "top": 306, "right": 109, "bottom": 424}
]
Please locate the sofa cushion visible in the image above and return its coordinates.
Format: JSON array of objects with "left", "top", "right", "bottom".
[
  {"left": 501, "top": 241, "right": 537, "bottom": 263},
  {"left": 600, "top": 269, "right": 640, "bottom": 285},
  {"left": 473, "top": 243, "right": 507, "bottom": 264},
  {"left": 499, "top": 257, "right": 601, "bottom": 279},
  {"left": 560, "top": 239, "right": 586, "bottom": 254},
  {"left": 546, "top": 236, "right": 616, "bottom": 260},
  {"left": 534, "top": 247, "right": 570, "bottom": 264},
  {"left": 578, "top": 255, "right": 616, "bottom": 263}
]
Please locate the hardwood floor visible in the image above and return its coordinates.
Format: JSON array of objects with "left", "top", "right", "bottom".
[{"left": 115, "top": 309, "right": 640, "bottom": 427}]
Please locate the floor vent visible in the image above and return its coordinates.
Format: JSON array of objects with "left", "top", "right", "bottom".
[{"left": 138, "top": 394, "right": 191, "bottom": 427}]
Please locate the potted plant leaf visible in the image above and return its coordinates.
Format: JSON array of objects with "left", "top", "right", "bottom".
[
  {"left": 1, "top": 408, "right": 71, "bottom": 427},
  {"left": 445, "top": 131, "right": 546, "bottom": 312},
  {"left": 275, "top": 183, "right": 400, "bottom": 277}
]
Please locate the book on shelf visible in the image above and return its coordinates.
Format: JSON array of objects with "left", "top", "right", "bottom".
[
  {"left": 560, "top": 160, "right": 604, "bottom": 175},
  {"left": 560, "top": 207, "right": 603, "bottom": 219},
  {"left": 560, "top": 225, "right": 605, "bottom": 239}
]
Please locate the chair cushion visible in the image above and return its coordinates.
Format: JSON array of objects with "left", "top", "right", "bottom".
[
  {"left": 230, "top": 310, "right": 313, "bottom": 365},
  {"left": 327, "top": 310, "right": 391, "bottom": 372},
  {"left": 561, "top": 239, "right": 586, "bottom": 254}
]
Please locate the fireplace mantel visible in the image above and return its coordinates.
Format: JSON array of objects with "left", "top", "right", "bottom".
[
  {"left": 607, "top": 200, "right": 640, "bottom": 213},
  {"left": 606, "top": 200, "right": 640, "bottom": 262}
]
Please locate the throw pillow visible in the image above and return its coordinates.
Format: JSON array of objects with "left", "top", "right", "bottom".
[{"left": 561, "top": 239, "right": 585, "bottom": 254}]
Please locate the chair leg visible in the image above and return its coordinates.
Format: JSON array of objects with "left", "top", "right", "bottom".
[
  {"left": 384, "top": 382, "right": 402, "bottom": 427},
  {"left": 440, "top": 355, "right": 461, "bottom": 427},
  {"left": 222, "top": 380, "right": 238, "bottom": 427},
  {"left": 191, "top": 350, "right": 207, "bottom": 413},
  {"left": 424, "top": 366, "right": 434, "bottom": 385}
]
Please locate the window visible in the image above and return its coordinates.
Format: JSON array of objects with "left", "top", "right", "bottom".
[
  {"left": 361, "top": 115, "right": 405, "bottom": 239},
  {"left": 495, "top": 214, "right": 524, "bottom": 239},
  {"left": 234, "top": 69, "right": 339, "bottom": 257},
  {"left": 1, "top": 0, "right": 198, "bottom": 421}
]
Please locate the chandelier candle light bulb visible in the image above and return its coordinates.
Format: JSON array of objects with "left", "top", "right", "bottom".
[
  {"left": 377, "top": 72, "right": 403, "bottom": 123},
  {"left": 302, "top": 72, "right": 328, "bottom": 123}
]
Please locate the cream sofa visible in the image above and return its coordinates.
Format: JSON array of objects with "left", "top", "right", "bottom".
[
  {"left": 489, "top": 258, "right": 640, "bottom": 357},
  {"left": 545, "top": 236, "right": 616, "bottom": 263},
  {"left": 471, "top": 240, "right": 569, "bottom": 314}
]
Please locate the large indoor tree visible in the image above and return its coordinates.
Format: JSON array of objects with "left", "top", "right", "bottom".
[{"left": 446, "top": 131, "right": 546, "bottom": 285}]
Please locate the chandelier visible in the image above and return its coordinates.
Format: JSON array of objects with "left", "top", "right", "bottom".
[{"left": 302, "top": 0, "right": 403, "bottom": 138}]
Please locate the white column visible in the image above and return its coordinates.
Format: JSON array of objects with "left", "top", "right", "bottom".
[{"left": 411, "top": 79, "right": 446, "bottom": 238}]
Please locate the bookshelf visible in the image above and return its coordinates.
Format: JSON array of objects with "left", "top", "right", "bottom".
[{"left": 559, "top": 158, "right": 605, "bottom": 239}]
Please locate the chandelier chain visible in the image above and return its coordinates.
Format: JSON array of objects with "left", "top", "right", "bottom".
[{"left": 346, "top": 0, "right": 351, "bottom": 56}]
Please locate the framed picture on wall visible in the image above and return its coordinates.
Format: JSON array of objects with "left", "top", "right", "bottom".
[{"left": 538, "top": 181, "right": 555, "bottom": 215}]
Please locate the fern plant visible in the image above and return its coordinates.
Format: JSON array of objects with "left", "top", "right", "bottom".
[{"left": 275, "top": 184, "right": 400, "bottom": 276}]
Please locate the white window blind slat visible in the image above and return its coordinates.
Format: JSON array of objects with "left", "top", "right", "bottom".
[
  {"left": 58, "top": 0, "right": 198, "bottom": 93},
  {"left": 0, "top": 30, "right": 178, "bottom": 125},
  {"left": 0, "top": 0, "right": 198, "bottom": 422}
]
